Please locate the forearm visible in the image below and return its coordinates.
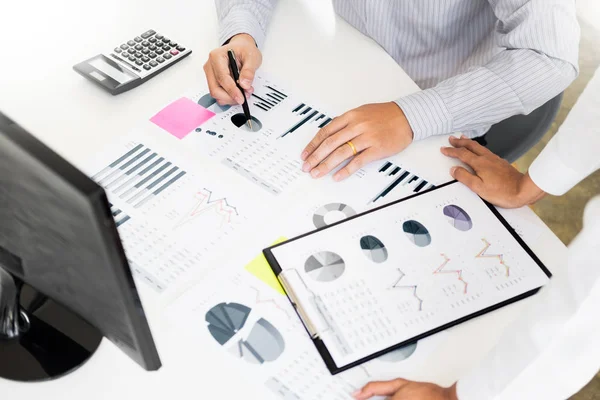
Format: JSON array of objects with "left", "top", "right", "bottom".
[
  {"left": 216, "top": 0, "right": 277, "bottom": 48},
  {"left": 397, "top": 50, "right": 577, "bottom": 141},
  {"left": 397, "top": 0, "right": 579, "bottom": 141}
]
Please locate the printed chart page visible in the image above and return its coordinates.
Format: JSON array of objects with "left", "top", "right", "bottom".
[
  {"left": 82, "top": 132, "right": 269, "bottom": 299},
  {"left": 268, "top": 182, "right": 550, "bottom": 369},
  {"left": 166, "top": 249, "right": 447, "bottom": 400},
  {"left": 162, "top": 74, "right": 336, "bottom": 196},
  {"left": 143, "top": 71, "right": 458, "bottom": 203}
]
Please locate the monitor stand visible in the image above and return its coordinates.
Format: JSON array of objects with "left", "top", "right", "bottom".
[{"left": 0, "top": 265, "right": 103, "bottom": 381}]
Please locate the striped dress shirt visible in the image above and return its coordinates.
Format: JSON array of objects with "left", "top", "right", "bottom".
[{"left": 216, "top": 0, "right": 580, "bottom": 140}]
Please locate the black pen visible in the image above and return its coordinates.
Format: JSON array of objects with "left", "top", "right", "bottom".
[{"left": 227, "top": 49, "right": 253, "bottom": 130}]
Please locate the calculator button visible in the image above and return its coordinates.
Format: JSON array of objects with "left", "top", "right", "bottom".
[
  {"left": 141, "top": 56, "right": 150, "bottom": 62},
  {"left": 162, "top": 37, "right": 169, "bottom": 43},
  {"left": 141, "top": 48, "right": 150, "bottom": 54},
  {"left": 170, "top": 49, "right": 179, "bottom": 56},
  {"left": 135, "top": 60, "right": 143, "bottom": 66},
  {"left": 155, "top": 34, "right": 163, "bottom": 39},
  {"left": 169, "top": 42, "right": 178, "bottom": 47},
  {"left": 163, "top": 53, "right": 172, "bottom": 60},
  {"left": 134, "top": 36, "right": 142, "bottom": 42},
  {"left": 127, "top": 40, "right": 136, "bottom": 46},
  {"left": 143, "top": 64, "right": 152, "bottom": 70},
  {"left": 127, "top": 48, "right": 135, "bottom": 54},
  {"left": 142, "top": 41, "right": 149, "bottom": 46},
  {"left": 114, "top": 47, "right": 122, "bottom": 53},
  {"left": 134, "top": 44, "right": 143, "bottom": 50},
  {"left": 155, "top": 49, "right": 164, "bottom": 55},
  {"left": 149, "top": 45, "right": 156, "bottom": 51},
  {"left": 156, "top": 57, "right": 165, "bottom": 63},
  {"left": 149, "top": 60, "right": 158, "bottom": 67},
  {"left": 176, "top": 46, "right": 185, "bottom": 52},
  {"left": 140, "top": 29, "right": 156, "bottom": 39},
  {"left": 149, "top": 52, "right": 157, "bottom": 58},
  {"left": 120, "top": 44, "right": 128, "bottom": 50},
  {"left": 162, "top": 46, "right": 171, "bottom": 51},
  {"left": 148, "top": 37, "right": 157, "bottom": 43},
  {"left": 128, "top": 55, "right": 136, "bottom": 62},
  {"left": 135, "top": 52, "right": 143, "bottom": 58}
]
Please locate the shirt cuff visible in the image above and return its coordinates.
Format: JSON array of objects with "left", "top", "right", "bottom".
[
  {"left": 395, "top": 88, "right": 454, "bottom": 141},
  {"left": 529, "top": 136, "right": 583, "bottom": 196},
  {"left": 219, "top": 8, "right": 267, "bottom": 49}
]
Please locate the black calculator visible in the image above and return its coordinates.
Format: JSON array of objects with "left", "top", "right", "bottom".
[{"left": 73, "top": 29, "right": 192, "bottom": 95}]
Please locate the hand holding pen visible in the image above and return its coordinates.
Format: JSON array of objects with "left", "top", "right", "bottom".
[
  {"left": 227, "top": 49, "right": 253, "bottom": 129},
  {"left": 202, "top": 33, "right": 262, "bottom": 106}
]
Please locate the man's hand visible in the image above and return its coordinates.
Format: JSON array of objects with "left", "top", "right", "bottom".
[
  {"left": 441, "top": 136, "right": 546, "bottom": 208},
  {"left": 300, "top": 102, "right": 414, "bottom": 181},
  {"left": 203, "top": 33, "right": 262, "bottom": 105},
  {"left": 353, "top": 378, "right": 458, "bottom": 400}
]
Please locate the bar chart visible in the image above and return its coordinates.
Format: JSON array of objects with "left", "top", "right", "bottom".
[
  {"left": 108, "top": 202, "right": 131, "bottom": 228},
  {"left": 93, "top": 143, "right": 187, "bottom": 210},
  {"left": 279, "top": 103, "right": 331, "bottom": 139},
  {"left": 251, "top": 85, "right": 288, "bottom": 112},
  {"left": 369, "top": 161, "right": 435, "bottom": 204}
]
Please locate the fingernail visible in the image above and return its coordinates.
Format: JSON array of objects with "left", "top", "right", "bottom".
[
  {"left": 302, "top": 162, "right": 310, "bottom": 172},
  {"left": 461, "top": 134, "right": 467, "bottom": 139},
  {"left": 450, "top": 166, "right": 457, "bottom": 177},
  {"left": 352, "top": 390, "right": 362, "bottom": 399},
  {"left": 236, "top": 96, "right": 244, "bottom": 105},
  {"left": 301, "top": 151, "right": 308, "bottom": 160},
  {"left": 311, "top": 168, "right": 321, "bottom": 178},
  {"left": 333, "top": 174, "right": 341, "bottom": 182},
  {"left": 241, "top": 79, "right": 252, "bottom": 88}
]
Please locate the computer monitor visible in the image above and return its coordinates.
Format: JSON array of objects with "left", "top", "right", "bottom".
[{"left": 0, "top": 111, "right": 161, "bottom": 381}]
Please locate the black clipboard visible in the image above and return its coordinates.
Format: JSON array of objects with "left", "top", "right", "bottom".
[{"left": 263, "top": 180, "right": 552, "bottom": 375}]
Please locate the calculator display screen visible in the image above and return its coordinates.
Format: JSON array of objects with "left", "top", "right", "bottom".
[{"left": 89, "top": 56, "right": 136, "bottom": 83}]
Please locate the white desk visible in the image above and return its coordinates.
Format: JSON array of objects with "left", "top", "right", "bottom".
[{"left": 0, "top": 0, "right": 568, "bottom": 398}]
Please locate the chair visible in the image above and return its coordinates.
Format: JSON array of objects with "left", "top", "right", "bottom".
[{"left": 473, "top": 93, "right": 564, "bottom": 163}]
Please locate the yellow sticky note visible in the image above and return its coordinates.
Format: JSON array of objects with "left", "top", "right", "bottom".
[{"left": 245, "top": 237, "right": 287, "bottom": 295}]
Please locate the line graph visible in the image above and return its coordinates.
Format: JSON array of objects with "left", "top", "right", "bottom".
[
  {"left": 476, "top": 239, "right": 510, "bottom": 277},
  {"left": 174, "top": 188, "right": 238, "bottom": 229},
  {"left": 432, "top": 254, "right": 468, "bottom": 294},
  {"left": 250, "top": 286, "right": 293, "bottom": 321},
  {"left": 389, "top": 269, "right": 423, "bottom": 311}
]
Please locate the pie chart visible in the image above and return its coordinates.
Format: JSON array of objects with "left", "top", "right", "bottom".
[
  {"left": 205, "top": 302, "right": 251, "bottom": 345},
  {"left": 206, "top": 302, "right": 285, "bottom": 364},
  {"left": 360, "top": 235, "right": 388, "bottom": 263},
  {"left": 378, "top": 342, "right": 418, "bottom": 362},
  {"left": 198, "top": 93, "right": 231, "bottom": 113},
  {"left": 228, "top": 318, "right": 286, "bottom": 364},
  {"left": 313, "top": 203, "right": 357, "bottom": 229},
  {"left": 403, "top": 220, "right": 432, "bottom": 247},
  {"left": 231, "top": 113, "right": 263, "bottom": 132},
  {"left": 305, "top": 251, "right": 346, "bottom": 282},
  {"left": 443, "top": 205, "right": 473, "bottom": 231}
]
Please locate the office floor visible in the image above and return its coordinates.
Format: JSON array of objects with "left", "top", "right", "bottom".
[{"left": 513, "top": 16, "right": 600, "bottom": 400}]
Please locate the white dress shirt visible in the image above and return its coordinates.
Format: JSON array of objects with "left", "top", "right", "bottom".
[
  {"left": 457, "top": 67, "right": 600, "bottom": 399},
  {"left": 216, "top": 0, "right": 580, "bottom": 139}
]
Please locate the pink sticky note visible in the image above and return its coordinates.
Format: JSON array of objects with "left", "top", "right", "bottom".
[{"left": 150, "top": 97, "right": 215, "bottom": 139}]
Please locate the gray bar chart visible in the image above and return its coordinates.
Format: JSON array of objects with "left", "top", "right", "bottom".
[
  {"left": 108, "top": 202, "right": 131, "bottom": 228},
  {"left": 93, "top": 144, "right": 187, "bottom": 210},
  {"left": 370, "top": 161, "right": 435, "bottom": 204},
  {"left": 251, "top": 86, "right": 288, "bottom": 112}
]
